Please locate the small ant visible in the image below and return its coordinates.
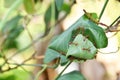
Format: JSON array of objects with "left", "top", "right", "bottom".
[
  {"left": 69, "top": 42, "right": 78, "bottom": 46},
  {"left": 82, "top": 48, "right": 90, "bottom": 52}
]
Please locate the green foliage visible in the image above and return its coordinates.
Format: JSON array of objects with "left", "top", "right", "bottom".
[
  {"left": 61, "top": 3, "right": 71, "bottom": 13},
  {"left": 44, "top": 3, "right": 59, "bottom": 35},
  {"left": 55, "top": 0, "right": 64, "bottom": 11},
  {"left": 23, "top": 0, "right": 35, "bottom": 14},
  {"left": 1, "top": 0, "right": 116, "bottom": 80},
  {"left": 0, "top": 70, "right": 30, "bottom": 80},
  {"left": 1, "top": 15, "right": 24, "bottom": 49},
  {"left": 44, "top": 13, "right": 108, "bottom": 65},
  {"left": 57, "top": 71, "right": 86, "bottom": 80}
]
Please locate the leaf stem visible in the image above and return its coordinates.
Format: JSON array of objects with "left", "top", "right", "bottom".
[
  {"left": 110, "top": 16, "right": 120, "bottom": 26},
  {"left": 55, "top": 61, "right": 72, "bottom": 80},
  {"left": 34, "top": 64, "right": 47, "bottom": 80},
  {"left": 98, "top": 0, "right": 109, "bottom": 21}
]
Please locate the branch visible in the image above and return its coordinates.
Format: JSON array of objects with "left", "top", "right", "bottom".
[{"left": 98, "top": 0, "right": 109, "bottom": 21}]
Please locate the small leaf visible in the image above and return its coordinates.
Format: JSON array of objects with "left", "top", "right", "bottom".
[
  {"left": 44, "top": 48, "right": 61, "bottom": 64},
  {"left": 61, "top": 3, "right": 71, "bottom": 13},
  {"left": 44, "top": 3, "right": 59, "bottom": 35},
  {"left": 44, "top": 48, "right": 68, "bottom": 66},
  {"left": 67, "top": 34, "right": 97, "bottom": 60},
  {"left": 23, "top": 0, "right": 35, "bottom": 14},
  {"left": 57, "top": 71, "right": 86, "bottom": 80},
  {"left": 55, "top": 0, "right": 64, "bottom": 11},
  {"left": 60, "top": 55, "right": 68, "bottom": 66}
]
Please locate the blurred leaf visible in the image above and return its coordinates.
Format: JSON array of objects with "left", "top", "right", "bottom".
[
  {"left": 67, "top": 34, "right": 97, "bottom": 60},
  {"left": 1, "top": 15, "right": 24, "bottom": 50},
  {"left": 62, "top": 3, "right": 71, "bottom": 13},
  {"left": 44, "top": 3, "right": 59, "bottom": 35},
  {"left": 4, "top": 0, "right": 17, "bottom": 8},
  {"left": 3, "top": 25, "right": 24, "bottom": 49},
  {"left": 3, "top": 40, "right": 18, "bottom": 49},
  {"left": 0, "top": 69, "right": 29, "bottom": 80},
  {"left": 57, "top": 71, "right": 86, "bottom": 80},
  {"left": 55, "top": 0, "right": 64, "bottom": 11},
  {"left": 0, "top": 75, "right": 15, "bottom": 80},
  {"left": 6, "top": 25, "right": 24, "bottom": 39},
  {"left": 2, "top": 15, "right": 22, "bottom": 33},
  {"left": 23, "top": 0, "right": 35, "bottom": 14}
]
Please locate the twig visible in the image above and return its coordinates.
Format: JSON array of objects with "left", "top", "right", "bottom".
[
  {"left": 55, "top": 61, "right": 72, "bottom": 80},
  {"left": 34, "top": 64, "right": 47, "bottom": 80},
  {"left": 110, "top": 16, "right": 120, "bottom": 27},
  {"left": 106, "top": 20, "right": 120, "bottom": 32},
  {"left": 98, "top": 0, "right": 109, "bottom": 21}
]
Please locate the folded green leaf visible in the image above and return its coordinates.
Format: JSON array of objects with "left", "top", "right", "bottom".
[
  {"left": 56, "top": 71, "right": 86, "bottom": 80},
  {"left": 67, "top": 34, "right": 97, "bottom": 60},
  {"left": 49, "top": 14, "right": 108, "bottom": 54}
]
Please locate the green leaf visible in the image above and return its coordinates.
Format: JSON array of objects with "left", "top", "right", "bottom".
[
  {"left": 55, "top": 0, "right": 64, "bottom": 11},
  {"left": 3, "top": 25, "right": 24, "bottom": 49},
  {"left": 49, "top": 31, "right": 72, "bottom": 53},
  {"left": 44, "top": 4, "right": 58, "bottom": 26},
  {"left": 44, "top": 3, "right": 59, "bottom": 35},
  {"left": 1, "top": 15, "right": 24, "bottom": 50},
  {"left": 44, "top": 48, "right": 68, "bottom": 66},
  {"left": 60, "top": 55, "right": 68, "bottom": 66},
  {"left": 57, "top": 71, "right": 86, "bottom": 80},
  {"left": 23, "top": 0, "right": 35, "bottom": 14},
  {"left": 44, "top": 48, "right": 61, "bottom": 64},
  {"left": 2, "top": 15, "right": 22, "bottom": 33},
  {"left": 61, "top": 3, "right": 71, "bottom": 13},
  {"left": 67, "top": 34, "right": 97, "bottom": 60}
]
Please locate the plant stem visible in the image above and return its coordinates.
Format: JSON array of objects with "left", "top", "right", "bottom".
[
  {"left": 34, "top": 64, "right": 47, "bottom": 80},
  {"left": 98, "top": 0, "right": 109, "bottom": 21},
  {"left": 55, "top": 61, "right": 72, "bottom": 80},
  {"left": 110, "top": 16, "right": 120, "bottom": 26},
  {"left": 0, "top": 0, "right": 23, "bottom": 30}
]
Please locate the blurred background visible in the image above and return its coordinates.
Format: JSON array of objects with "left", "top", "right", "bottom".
[{"left": 0, "top": 0, "right": 120, "bottom": 80}]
